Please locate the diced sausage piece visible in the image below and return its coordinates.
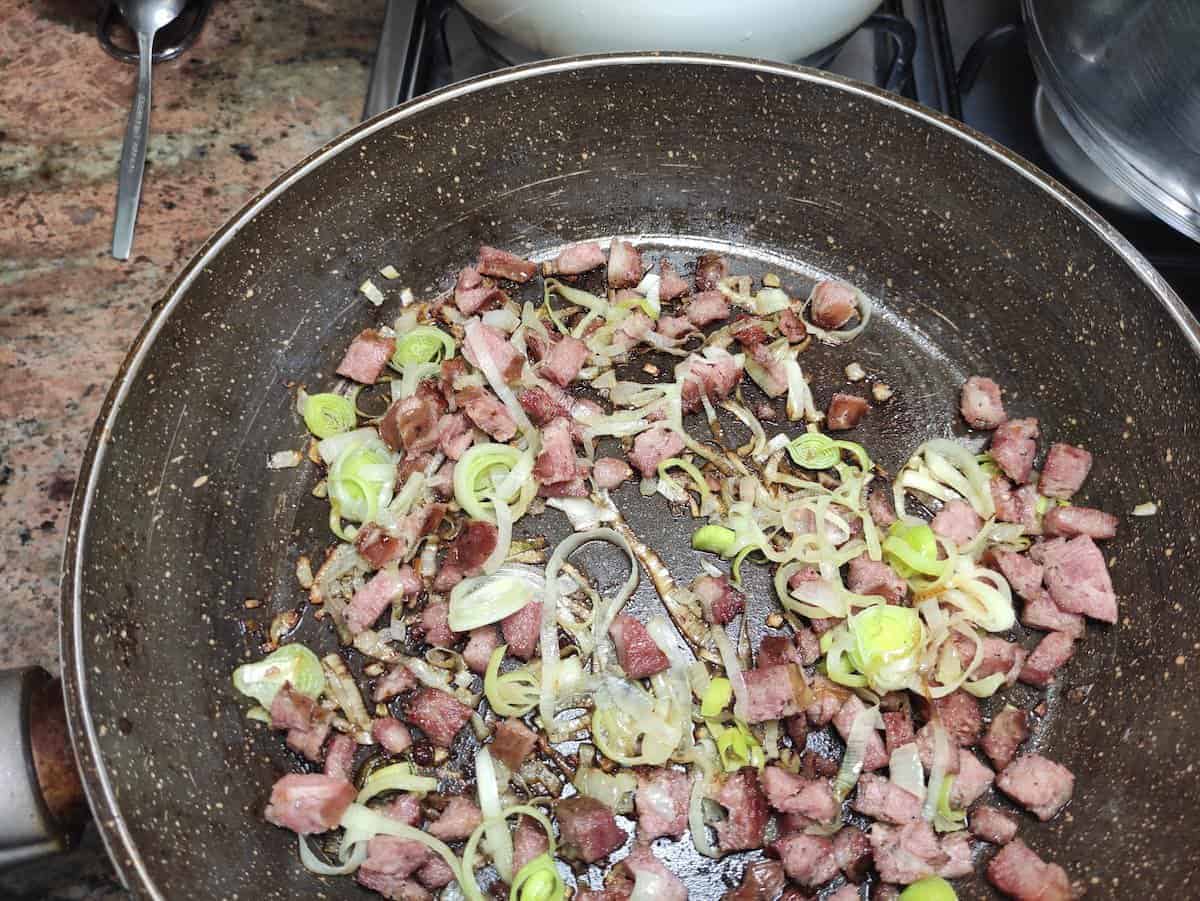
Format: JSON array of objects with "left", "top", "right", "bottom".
[
  {"left": 635, "top": 767, "right": 690, "bottom": 840},
  {"left": 517, "top": 385, "right": 571, "bottom": 426},
  {"left": 970, "top": 805, "right": 1020, "bottom": 845},
  {"left": 1042, "top": 505, "right": 1117, "bottom": 539},
  {"left": 436, "top": 413, "right": 475, "bottom": 463},
  {"left": 991, "top": 549, "right": 1044, "bottom": 600},
  {"left": 847, "top": 554, "right": 907, "bottom": 603},
  {"left": 851, "top": 774, "right": 922, "bottom": 824},
  {"left": 336, "top": 329, "right": 395, "bottom": 384},
  {"left": 760, "top": 766, "right": 838, "bottom": 822},
  {"left": 538, "top": 476, "right": 588, "bottom": 498},
  {"left": 1021, "top": 588, "right": 1085, "bottom": 639},
  {"left": 396, "top": 564, "right": 422, "bottom": 597},
  {"left": 810, "top": 281, "right": 859, "bottom": 329},
  {"left": 987, "top": 839, "right": 1073, "bottom": 901},
  {"left": 826, "top": 394, "right": 869, "bottom": 430},
  {"left": 501, "top": 600, "right": 542, "bottom": 660},
  {"left": 931, "top": 499, "right": 982, "bottom": 547},
  {"left": 680, "top": 349, "right": 744, "bottom": 411},
  {"left": 419, "top": 601, "right": 455, "bottom": 648},
  {"left": 938, "top": 831, "right": 974, "bottom": 879},
  {"left": 537, "top": 335, "right": 589, "bottom": 387},
  {"left": 270, "top": 685, "right": 321, "bottom": 731},
  {"left": 627, "top": 424, "right": 685, "bottom": 478},
  {"left": 434, "top": 519, "right": 499, "bottom": 592},
  {"left": 556, "top": 796, "right": 626, "bottom": 863},
  {"left": 833, "top": 826, "right": 873, "bottom": 883},
  {"left": 715, "top": 769, "right": 769, "bottom": 851},
  {"left": 465, "top": 321, "right": 524, "bottom": 382},
  {"left": 324, "top": 733, "right": 357, "bottom": 782},
  {"left": 490, "top": 717, "right": 537, "bottom": 771},
  {"left": 868, "top": 484, "right": 898, "bottom": 527},
  {"left": 960, "top": 376, "right": 1007, "bottom": 429},
  {"left": 609, "top": 614, "right": 670, "bottom": 679},
  {"left": 658, "top": 259, "right": 690, "bottom": 299},
  {"left": 953, "top": 632, "right": 1026, "bottom": 686},
  {"left": 1019, "top": 631, "right": 1076, "bottom": 688},
  {"left": 989, "top": 418, "right": 1040, "bottom": 484},
  {"left": 795, "top": 628, "right": 821, "bottom": 665},
  {"left": 686, "top": 290, "right": 730, "bottom": 327},
  {"left": 657, "top": 315, "right": 693, "bottom": 339},
  {"left": 611, "top": 309, "right": 654, "bottom": 354},
  {"left": 981, "top": 705, "right": 1031, "bottom": 771},
  {"left": 347, "top": 569, "right": 405, "bottom": 636},
  {"left": 418, "top": 855, "right": 455, "bottom": 889},
  {"left": 694, "top": 252, "right": 728, "bottom": 291},
  {"left": 757, "top": 635, "right": 802, "bottom": 669},
  {"left": 833, "top": 696, "right": 888, "bottom": 771},
  {"left": 462, "top": 626, "right": 501, "bottom": 675},
  {"left": 930, "top": 690, "right": 983, "bottom": 747},
  {"left": 512, "top": 814, "right": 549, "bottom": 876},
  {"left": 547, "top": 241, "right": 606, "bottom": 276},
  {"left": 778, "top": 309, "right": 808, "bottom": 343},
  {"left": 730, "top": 316, "right": 770, "bottom": 348},
  {"left": 806, "top": 675, "right": 850, "bottom": 727},
  {"left": 724, "top": 860, "right": 786, "bottom": 901},
  {"left": 996, "top": 754, "right": 1075, "bottom": 821},
  {"left": 692, "top": 574, "right": 746, "bottom": 625},
  {"left": 1041, "top": 534, "right": 1117, "bottom": 623},
  {"left": 868, "top": 822, "right": 947, "bottom": 886},
  {"left": 403, "top": 687, "right": 474, "bottom": 748},
  {"left": 477, "top": 245, "right": 536, "bottom": 283},
  {"left": 827, "top": 884, "right": 861, "bottom": 901},
  {"left": 457, "top": 386, "right": 517, "bottom": 441},
  {"left": 427, "top": 796, "right": 482, "bottom": 841},
  {"left": 355, "top": 524, "right": 406, "bottom": 569},
  {"left": 380, "top": 383, "right": 448, "bottom": 453},
  {"left": 264, "top": 774, "right": 356, "bottom": 834},
  {"left": 1040, "top": 443, "right": 1093, "bottom": 499},
  {"left": 593, "top": 456, "right": 633, "bottom": 489},
  {"left": 743, "top": 663, "right": 812, "bottom": 724},
  {"left": 272, "top": 687, "right": 332, "bottom": 762},
  {"left": 950, "top": 752, "right": 996, "bottom": 808},
  {"left": 607, "top": 239, "right": 645, "bottom": 288},
  {"left": 770, "top": 834, "right": 839, "bottom": 888},
  {"left": 616, "top": 847, "right": 687, "bottom": 901},
  {"left": 991, "top": 476, "right": 1041, "bottom": 533},
  {"left": 357, "top": 864, "right": 429, "bottom": 899},
  {"left": 284, "top": 718, "right": 332, "bottom": 763},
  {"left": 454, "top": 266, "right": 507, "bottom": 315},
  {"left": 533, "top": 418, "right": 581, "bottom": 485},
  {"left": 440, "top": 357, "right": 472, "bottom": 402},
  {"left": 372, "top": 717, "right": 413, "bottom": 755},
  {"left": 374, "top": 664, "right": 417, "bottom": 702},
  {"left": 883, "top": 709, "right": 915, "bottom": 756}
]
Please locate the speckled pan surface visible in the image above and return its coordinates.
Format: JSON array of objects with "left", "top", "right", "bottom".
[{"left": 61, "top": 54, "right": 1200, "bottom": 899}]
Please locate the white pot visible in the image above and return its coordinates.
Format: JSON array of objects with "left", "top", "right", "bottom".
[{"left": 458, "top": 0, "right": 882, "bottom": 62}]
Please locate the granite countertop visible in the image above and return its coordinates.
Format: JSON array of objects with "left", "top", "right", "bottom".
[{"left": 0, "top": 0, "right": 384, "bottom": 894}]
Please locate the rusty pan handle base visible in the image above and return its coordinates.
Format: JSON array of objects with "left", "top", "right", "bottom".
[{"left": 0, "top": 668, "right": 88, "bottom": 867}]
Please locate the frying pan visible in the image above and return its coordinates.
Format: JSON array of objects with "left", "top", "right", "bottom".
[{"left": 15, "top": 54, "right": 1200, "bottom": 898}]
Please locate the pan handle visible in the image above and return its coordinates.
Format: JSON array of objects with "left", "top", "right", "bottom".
[{"left": 0, "top": 668, "right": 87, "bottom": 867}]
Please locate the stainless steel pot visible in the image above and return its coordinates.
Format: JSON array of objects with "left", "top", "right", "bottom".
[{"left": 1024, "top": 0, "right": 1200, "bottom": 240}]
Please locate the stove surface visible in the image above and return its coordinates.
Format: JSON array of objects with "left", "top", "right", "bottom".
[{"left": 403, "top": 0, "right": 1200, "bottom": 305}]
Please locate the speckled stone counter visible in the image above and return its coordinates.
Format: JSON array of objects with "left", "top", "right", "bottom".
[{"left": 0, "top": 0, "right": 384, "bottom": 892}]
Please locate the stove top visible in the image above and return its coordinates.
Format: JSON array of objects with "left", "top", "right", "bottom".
[{"left": 376, "top": 0, "right": 1200, "bottom": 306}]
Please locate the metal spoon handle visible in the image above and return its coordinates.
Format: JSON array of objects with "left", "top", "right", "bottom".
[{"left": 112, "top": 30, "right": 154, "bottom": 261}]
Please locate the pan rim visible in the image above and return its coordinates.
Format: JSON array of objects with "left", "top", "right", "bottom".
[{"left": 58, "top": 50, "right": 1200, "bottom": 896}]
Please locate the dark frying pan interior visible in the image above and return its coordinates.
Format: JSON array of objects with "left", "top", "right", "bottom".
[{"left": 61, "top": 55, "right": 1200, "bottom": 899}]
